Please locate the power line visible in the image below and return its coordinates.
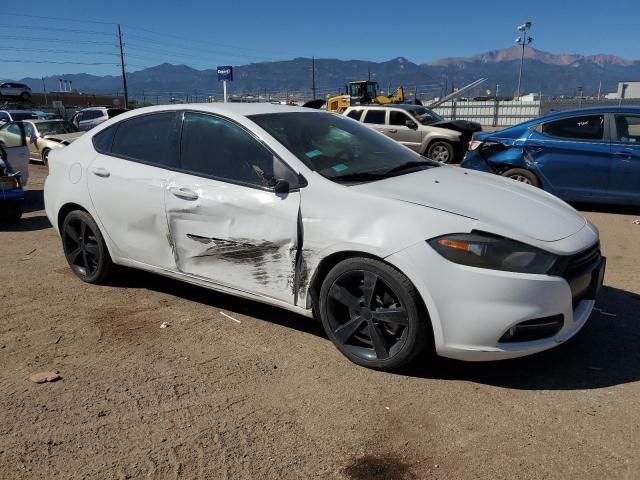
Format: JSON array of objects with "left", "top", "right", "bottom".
[
  {"left": 0, "top": 46, "right": 119, "bottom": 56},
  {"left": 2, "top": 59, "right": 119, "bottom": 66},
  {"left": 3, "top": 12, "right": 116, "bottom": 25},
  {"left": 0, "top": 35, "right": 115, "bottom": 46},
  {"left": 0, "top": 23, "right": 115, "bottom": 36}
]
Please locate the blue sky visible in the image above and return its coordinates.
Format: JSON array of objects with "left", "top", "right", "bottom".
[{"left": 2, "top": 0, "right": 638, "bottom": 79}]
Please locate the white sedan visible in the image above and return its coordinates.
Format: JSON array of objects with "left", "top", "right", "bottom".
[{"left": 44, "top": 104, "right": 605, "bottom": 370}]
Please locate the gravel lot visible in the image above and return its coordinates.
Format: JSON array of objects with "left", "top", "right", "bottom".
[{"left": 2, "top": 164, "right": 639, "bottom": 479}]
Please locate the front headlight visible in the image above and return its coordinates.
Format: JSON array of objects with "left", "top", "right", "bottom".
[{"left": 428, "top": 232, "right": 557, "bottom": 274}]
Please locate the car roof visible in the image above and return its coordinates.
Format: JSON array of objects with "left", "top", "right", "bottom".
[
  {"left": 113, "top": 103, "right": 316, "bottom": 117},
  {"left": 540, "top": 106, "right": 640, "bottom": 121}
]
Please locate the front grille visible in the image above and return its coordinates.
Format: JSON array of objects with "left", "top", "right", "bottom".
[{"left": 552, "top": 242, "right": 603, "bottom": 308}]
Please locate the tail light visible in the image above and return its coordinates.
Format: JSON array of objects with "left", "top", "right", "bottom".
[{"left": 468, "top": 140, "right": 483, "bottom": 151}]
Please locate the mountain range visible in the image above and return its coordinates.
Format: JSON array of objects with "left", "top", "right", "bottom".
[{"left": 10, "top": 46, "right": 640, "bottom": 100}]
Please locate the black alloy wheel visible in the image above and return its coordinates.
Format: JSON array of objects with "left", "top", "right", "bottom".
[
  {"left": 62, "top": 210, "right": 114, "bottom": 283},
  {"left": 319, "top": 257, "right": 429, "bottom": 370}
]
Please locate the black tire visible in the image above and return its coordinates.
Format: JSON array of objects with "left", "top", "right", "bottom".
[
  {"left": 41, "top": 148, "right": 51, "bottom": 166},
  {"left": 426, "top": 140, "right": 454, "bottom": 164},
  {"left": 319, "top": 257, "right": 430, "bottom": 371},
  {"left": 0, "top": 202, "right": 22, "bottom": 224},
  {"left": 502, "top": 168, "right": 540, "bottom": 188},
  {"left": 61, "top": 210, "right": 114, "bottom": 284},
  {"left": 20, "top": 92, "right": 31, "bottom": 101}
]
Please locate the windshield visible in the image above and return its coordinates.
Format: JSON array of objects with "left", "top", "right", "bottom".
[
  {"left": 410, "top": 107, "right": 444, "bottom": 125},
  {"left": 36, "top": 121, "right": 78, "bottom": 135},
  {"left": 249, "top": 112, "right": 439, "bottom": 182}
]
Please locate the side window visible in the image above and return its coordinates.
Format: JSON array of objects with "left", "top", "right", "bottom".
[
  {"left": 389, "top": 111, "right": 411, "bottom": 126},
  {"left": 85, "top": 111, "right": 101, "bottom": 120},
  {"left": 110, "top": 112, "right": 179, "bottom": 167},
  {"left": 346, "top": 109, "right": 363, "bottom": 121},
  {"left": 23, "top": 123, "right": 34, "bottom": 138},
  {"left": 541, "top": 115, "right": 604, "bottom": 141},
  {"left": 614, "top": 115, "right": 640, "bottom": 143},
  {"left": 92, "top": 126, "right": 117, "bottom": 153},
  {"left": 180, "top": 112, "right": 294, "bottom": 189},
  {"left": 1, "top": 123, "right": 26, "bottom": 147},
  {"left": 363, "top": 110, "right": 386, "bottom": 125}
]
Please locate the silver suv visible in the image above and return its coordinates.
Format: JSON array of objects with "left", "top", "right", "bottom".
[
  {"left": 343, "top": 104, "right": 481, "bottom": 163},
  {"left": 70, "top": 107, "right": 128, "bottom": 131},
  {"left": 0, "top": 83, "right": 32, "bottom": 101}
]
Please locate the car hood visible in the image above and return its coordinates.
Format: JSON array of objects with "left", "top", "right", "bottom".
[
  {"left": 432, "top": 119, "right": 482, "bottom": 133},
  {"left": 42, "top": 132, "right": 83, "bottom": 143},
  {"left": 353, "top": 166, "right": 586, "bottom": 242}
]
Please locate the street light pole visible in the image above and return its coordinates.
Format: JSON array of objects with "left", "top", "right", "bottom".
[{"left": 515, "top": 22, "right": 533, "bottom": 101}]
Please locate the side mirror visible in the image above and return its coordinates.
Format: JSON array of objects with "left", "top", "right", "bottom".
[
  {"left": 274, "top": 179, "right": 290, "bottom": 194},
  {"left": 405, "top": 120, "right": 417, "bottom": 129},
  {"left": 30, "top": 133, "right": 38, "bottom": 144}
]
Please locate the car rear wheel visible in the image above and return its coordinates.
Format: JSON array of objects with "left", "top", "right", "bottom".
[
  {"left": 319, "top": 257, "right": 429, "bottom": 371},
  {"left": 61, "top": 210, "right": 114, "bottom": 284},
  {"left": 41, "top": 148, "right": 51, "bottom": 166},
  {"left": 502, "top": 168, "right": 540, "bottom": 188},
  {"left": 427, "top": 141, "right": 454, "bottom": 164},
  {"left": 20, "top": 92, "right": 31, "bottom": 101}
]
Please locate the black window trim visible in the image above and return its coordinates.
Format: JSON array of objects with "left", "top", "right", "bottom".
[
  {"left": 176, "top": 110, "right": 305, "bottom": 193},
  {"left": 91, "top": 109, "right": 306, "bottom": 193},
  {"left": 536, "top": 113, "right": 610, "bottom": 143}
]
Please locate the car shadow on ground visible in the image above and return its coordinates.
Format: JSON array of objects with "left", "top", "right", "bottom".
[
  {"left": 110, "top": 268, "right": 326, "bottom": 338},
  {"left": 22, "top": 189, "right": 45, "bottom": 214},
  {"left": 402, "top": 285, "right": 640, "bottom": 390},
  {"left": 0, "top": 190, "right": 51, "bottom": 232},
  {"left": 112, "top": 268, "right": 640, "bottom": 391}
]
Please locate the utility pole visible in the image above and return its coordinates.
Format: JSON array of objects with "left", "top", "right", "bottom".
[
  {"left": 117, "top": 24, "right": 129, "bottom": 109},
  {"left": 515, "top": 22, "right": 533, "bottom": 101},
  {"left": 368, "top": 68, "right": 371, "bottom": 81},
  {"left": 311, "top": 56, "right": 317, "bottom": 99},
  {"left": 42, "top": 78, "right": 48, "bottom": 105},
  {"left": 597, "top": 80, "right": 602, "bottom": 100}
]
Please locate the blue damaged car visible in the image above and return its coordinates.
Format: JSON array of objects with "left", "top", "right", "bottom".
[
  {"left": 0, "top": 144, "right": 24, "bottom": 224},
  {"left": 461, "top": 107, "right": 640, "bottom": 205}
]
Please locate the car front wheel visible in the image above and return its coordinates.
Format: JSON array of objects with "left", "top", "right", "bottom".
[
  {"left": 41, "top": 148, "right": 51, "bottom": 165},
  {"left": 319, "top": 257, "right": 430, "bottom": 371},
  {"left": 61, "top": 210, "right": 114, "bottom": 284}
]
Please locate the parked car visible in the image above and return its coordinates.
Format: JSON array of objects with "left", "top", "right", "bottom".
[
  {"left": 12, "top": 119, "right": 83, "bottom": 164},
  {"left": 0, "top": 82, "right": 32, "bottom": 101},
  {"left": 0, "top": 139, "right": 26, "bottom": 224},
  {"left": 45, "top": 104, "right": 604, "bottom": 371},
  {"left": 0, "top": 110, "right": 39, "bottom": 126},
  {"left": 343, "top": 104, "right": 481, "bottom": 163},
  {"left": 70, "top": 107, "right": 128, "bottom": 131},
  {"left": 0, "top": 121, "right": 29, "bottom": 185},
  {"left": 461, "top": 107, "right": 640, "bottom": 205}
]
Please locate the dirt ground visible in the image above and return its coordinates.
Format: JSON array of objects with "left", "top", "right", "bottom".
[{"left": 2, "top": 165, "right": 639, "bottom": 480}]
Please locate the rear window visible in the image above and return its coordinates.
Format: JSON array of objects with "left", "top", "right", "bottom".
[
  {"left": 107, "top": 109, "right": 127, "bottom": 119},
  {"left": 541, "top": 115, "right": 605, "bottom": 141},
  {"left": 346, "top": 109, "right": 364, "bottom": 121},
  {"left": 363, "top": 110, "right": 386, "bottom": 125}
]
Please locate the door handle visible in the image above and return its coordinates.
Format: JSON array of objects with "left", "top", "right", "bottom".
[
  {"left": 388, "top": 129, "right": 398, "bottom": 133},
  {"left": 90, "top": 167, "right": 110, "bottom": 178},
  {"left": 613, "top": 150, "right": 633, "bottom": 159},
  {"left": 170, "top": 186, "right": 199, "bottom": 201}
]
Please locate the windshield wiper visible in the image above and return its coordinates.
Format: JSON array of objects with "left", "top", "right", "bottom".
[
  {"left": 330, "top": 171, "right": 389, "bottom": 183},
  {"left": 383, "top": 160, "right": 436, "bottom": 175}
]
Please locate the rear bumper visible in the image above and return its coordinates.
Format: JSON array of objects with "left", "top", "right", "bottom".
[{"left": 0, "top": 188, "right": 24, "bottom": 202}]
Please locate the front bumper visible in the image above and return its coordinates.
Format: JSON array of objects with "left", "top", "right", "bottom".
[{"left": 386, "top": 239, "right": 603, "bottom": 361}]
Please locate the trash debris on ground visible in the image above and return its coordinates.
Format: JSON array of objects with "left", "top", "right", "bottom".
[
  {"left": 632, "top": 219, "right": 640, "bottom": 225},
  {"left": 54, "top": 335, "right": 62, "bottom": 344},
  {"left": 160, "top": 322, "right": 171, "bottom": 329},
  {"left": 29, "top": 371, "right": 62, "bottom": 384},
  {"left": 593, "top": 307, "right": 617, "bottom": 317},
  {"left": 20, "top": 248, "right": 38, "bottom": 261},
  {"left": 220, "top": 311, "right": 241, "bottom": 324}
]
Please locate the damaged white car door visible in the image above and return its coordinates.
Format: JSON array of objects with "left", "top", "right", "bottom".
[
  {"left": 165, "top": 112, "right": 302, "bottom": 304},
  {"left": 88, "top": 111, "right": 180, "bottom": 269}
]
